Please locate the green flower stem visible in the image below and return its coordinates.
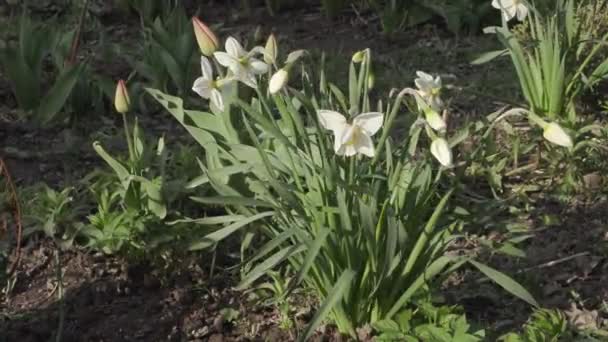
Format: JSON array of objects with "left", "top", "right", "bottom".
[{"left": 122, "top": 113, "right": 135, "bottom": 164}]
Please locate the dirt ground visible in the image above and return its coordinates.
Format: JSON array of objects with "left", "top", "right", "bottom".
[{"left": 1, "top": 1, "right": 607, "bottom": 341}]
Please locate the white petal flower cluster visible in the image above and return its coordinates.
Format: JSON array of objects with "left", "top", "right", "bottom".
[{"left": 192, "top": 34, "right": 269, "bottom": 113}]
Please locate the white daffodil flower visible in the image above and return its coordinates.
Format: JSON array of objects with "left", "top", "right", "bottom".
[
  {"left": 415, "top": 71, "right": 444, "bottom": 112},
  {"left": 492, "top": 0, "right": 528, "bottom": 22},
  {"left": 430, "top": 138, "right": 453, "bottom": 167},
  {"left": 543, "top": 122, "right": 573, "bottom": 148},
  {"left": 213, "top": 37, "right": 268, "bottom": 88},
  {"left": 317, "top": 110, "right": 384, "bottom": 157},
  {"left": 193, "top": 56, "right": 226, "bottom": 112}
]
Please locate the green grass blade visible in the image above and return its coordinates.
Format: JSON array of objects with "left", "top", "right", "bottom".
[
  {"left": 469, "top": 259, "right": 539, "bottom": 307},
  {"left": 188, "top": 211, "right": 275, "bottom": 251},
  {"left": 299, "top": 269, "right": 356, "bottom": 342}
]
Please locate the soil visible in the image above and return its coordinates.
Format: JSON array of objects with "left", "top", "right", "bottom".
[{"left": 1, "top": 1, "right": 608, "bottom": 341}]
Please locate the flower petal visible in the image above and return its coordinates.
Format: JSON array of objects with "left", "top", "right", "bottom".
[
  {"left": 332, "top": 124, "right": 347, "bottom": 154},
  {"left": 214, "top": 52, "right": 238, "bottom": 68},
  {"left": 249, "top": 59, "right": 269, "bottom": 74},
  {"left": 239, "top": 71, "right": 257, "bottom": 88},
  {"left": 355, "top": 133, "right": 375, "bottom": 157},
  {"left": 225, "top": 37, "right": 245, "bottom": 58},
  {"left": 192, "top": 77, "right": 213, "bottom": 99},
  {"left": 353, "top": 112, "right": 384, "bottom": 136},
  {"left": 318, "top": 110, "right": 347, "bottom": 133},
  {"left": 210, "top": 88, "right": 224, "bottom": 112},
  {"left": 336, "top": 143, "right": 357, "bottom": 157},
  {"left": 200, "top": 56, "right": 214, "bottom": 80},
  {"left": 415, "top": 71, "right": 434, "bottom": 82}
]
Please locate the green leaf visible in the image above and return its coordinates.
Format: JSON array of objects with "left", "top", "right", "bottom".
[
  {"left": 471, "top": 49, "right": 508, "bottom": 65},
  {"left": 299, "top": 270, "right": 355, "bottom": 342},
  {"left": 372, "top": 319, "right": 401, "bottom": 334},
  {"left": 190, "top": 196, "right": 275, "bottom": 208},
  {"left": 92, "top": 142, "right": 131, "bottom": 185},
  {"left": 167, "top": 214, "right": 246, "bottom": 225},
  {"left": 35, "top": 63, "right": 84, "bottom": 124},
  {"left": 188, "top": 211, "right": 275, "bottom": 251},
  {"left": 469, "top": 259, "right": 538, "bottom": 307},
  {"left": 238, "top": 244, "right": 305, "bottom": 290},
  {"left": 293, "top": 228, "right": 330, "bottom": 287}
]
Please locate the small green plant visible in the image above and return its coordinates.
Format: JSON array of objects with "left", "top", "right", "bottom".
[
  {"left": 499, "top": 309, "right": 571, "bottom": 342},
  {"left": 85, "top": 81, "right": 204, "bottom": 256},
  {"left": 425, "top": 0, "right": 496, "bottom": 35},
  {"left": 0, "top": 11, "right": 84, "bottom": 125},
  {"left": 250, "top": 269, "right": 295, "bottom": 330},
  {"left": 471, "top": 0, "right": 608, "bottom": 192},
  {"left": 24, "top": 184, "right": 86, "bottom": 250},
  {"left": 475, "top": 0, "right": 608, "bottom": 123},
  {"left": 373, "top": 301, "right": 485, "bottom": 341},
  {"left": 132, "top": 5, "right": 197, "bottom": 98},
  {"left": 121, "top": 0, "right": 178, "bottom": 24}
]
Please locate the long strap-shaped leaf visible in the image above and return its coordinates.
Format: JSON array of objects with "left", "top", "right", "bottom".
[
  {"left": 469, "top": 259, "right": 539, "bottom": 307},
  {"left": 187, "top": 211, "right": 275, "bottom": 251},
  {"left": 299, "top": 269, "right": 356, "bottom": 342}
]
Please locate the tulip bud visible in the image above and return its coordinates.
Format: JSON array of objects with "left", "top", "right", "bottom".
[
  {"left": 264, "top": 34, "right": 278, "bottom": 65},
  {"left": 192, "top": 17, "right": 219, "bottom": 57},
  {"left": 114, "top": 80, "right": 130, "bottom": 114},
  {"left": 269, "top": 69, "right": 289, "bottom": 94},
  {"left": 430, "top": 138, "right": 453, "bottom": 167},
  {"left": 543, "top": 122, "right": 573, "bottom": 148}
]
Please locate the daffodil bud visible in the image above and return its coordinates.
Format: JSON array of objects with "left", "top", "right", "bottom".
[
  {"left": 269, "top": 69, "right": 289, "bottom": 94},
  {"left": 352, "top": 50, "right": 365, "bottom": 63},
  {"left": 264, "top": 34, "right": 278, "bottom": 65},
  {"left": 114, "top": 79, "right": 130, "bottom": 114},
  {"left": 367, "top": 72, "right": 375, "bottom": 90},
  {"left": 424, "top": 108, "right": 447, "bottom": 132},
  {"left": 430, "top": 138, "right": 453, "bottom": 167},
  {"left": 543, "top": 122, "right": 573, "bottom": 148},
  {"left": 192, "top": 17, "right": 219, "bottom": 57}
]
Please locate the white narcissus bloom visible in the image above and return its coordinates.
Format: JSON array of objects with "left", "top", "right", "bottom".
[
  {"left": 269, "top": 69, "right": 289, "bottom": 94},
  {"left": 543, "top": 122, "right": 573, "bottom": 148},
  {"left": 430, "top": 138, "right": 453, "bottom": 167},
  {"left": 415, "top": 71, "right": 444, "bottom": 112},
  {"left": 192, "top": 56, "right": 225, "bottom": 112},
  {"left": 318, "top": 110, "right": 384, "bottom": 157},
  {"left": 492, "top": 0, "right": 528, "bottom": 22},
  {"left": 214, "top": 37, "right": 268, "bottom": 88}
]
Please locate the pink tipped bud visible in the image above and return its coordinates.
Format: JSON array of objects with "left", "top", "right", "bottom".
[
  {"left": 192, "top": 17, "right": 219, "bottom": 57},
  {"left": 114, "top": 80, "right": 130, "bottom": 114}
]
